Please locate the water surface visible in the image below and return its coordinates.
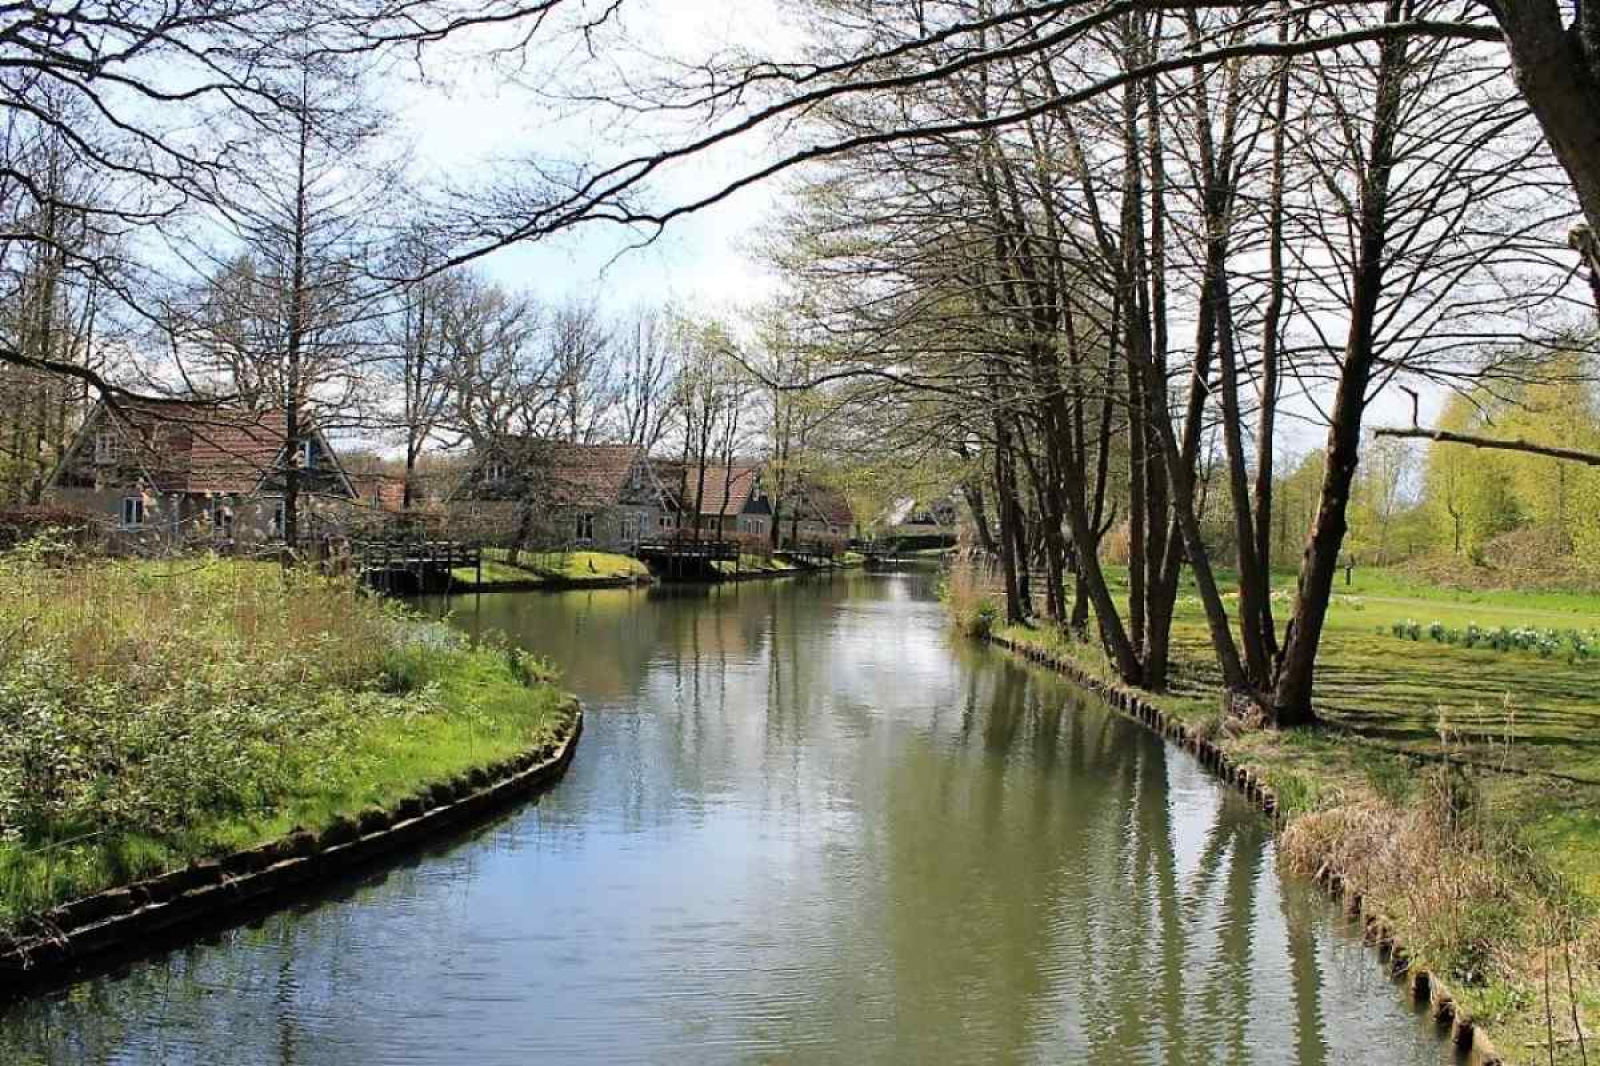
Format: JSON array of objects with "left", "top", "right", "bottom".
[{"left": 0, "top": 572, "right": 1451, "bottom": 1064}]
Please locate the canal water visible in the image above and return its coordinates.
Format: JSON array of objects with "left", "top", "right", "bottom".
[{"left": 1, "top": 572, "right": 1451, "bottom": 1065}]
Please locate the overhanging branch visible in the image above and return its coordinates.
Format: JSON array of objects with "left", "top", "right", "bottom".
[{"left": 1372, "top": 425, "right": 1600, "bottom": 466}]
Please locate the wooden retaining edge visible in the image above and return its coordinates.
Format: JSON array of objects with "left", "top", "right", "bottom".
[
  {"left": 985, "top": 633, "right": 1506, "bottom": 1066},
  {"left": 0, "top": 702, "right": 585, "bottom": 1003}
]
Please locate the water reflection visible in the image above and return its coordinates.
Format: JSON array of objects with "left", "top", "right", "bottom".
[{"left": 0, "top": 573, "right": 1449, "bottom": 1065}]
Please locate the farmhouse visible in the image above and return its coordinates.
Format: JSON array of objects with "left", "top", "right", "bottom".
[
  {"left": 450, "top": 438, "right": 671, "bottom": 551},
  {"left": 46, "top": 399, "right": 356, "bottom": 548}
]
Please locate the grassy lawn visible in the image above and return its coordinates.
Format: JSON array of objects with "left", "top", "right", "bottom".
[
  {"left": 0, "top": 554, "right": 573, "bottom": 933},
  {"left": 459, "top": 548, "right": 651, "bottom": 586},
  {"left": 1046, "top": 566, "right": 1600, "bottom": 781},
  {"left": 962, "top": 564, "right": 1600, "bottom": 1053},
  {"left": 713, "top": 553, "right": 802, "bottom": 575}
]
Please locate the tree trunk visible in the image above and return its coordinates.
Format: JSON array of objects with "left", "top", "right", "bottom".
[{"left": 1272, "top": 1, "right": 1408, "bottom": 725}]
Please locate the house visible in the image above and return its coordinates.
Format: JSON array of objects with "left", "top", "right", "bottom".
[
  {"left": 880, "top": 494, "right": 961, "bottom": 547},
  {"left": 775, "top": 477, "right": 855, "bottom": 547},
  {"left": 347, "top": 472, "right": 408, "bottom": 514},
  {"left": 450, "top": 438, "right": 671, "bottom": 552},
  {"left": 46, "top": 399, "right": 356, "bottom": 547},
  {"left": 656, "top": 461, "right": 773, "bottom": 540}
]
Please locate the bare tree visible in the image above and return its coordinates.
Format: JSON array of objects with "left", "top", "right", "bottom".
[{"left": 616, "top": 304, "right": 679, "bottom": 451}]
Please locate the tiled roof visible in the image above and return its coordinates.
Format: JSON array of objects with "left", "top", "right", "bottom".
[
  {"left": 498, "top": 440, "right": 645, "bottom": 507},
  {"left": 797, "top": 480, "right": 854, "bottom": 527},
  {"left": 103, "top": 401, "right": 295, "bottom": 495},
  {"left": 656, "top": 461, "right": 760, "bottom": 517}
]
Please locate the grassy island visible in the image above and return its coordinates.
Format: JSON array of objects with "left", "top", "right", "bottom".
[{"left": 0, "top": 550, "right": 573, "bottom": 933}]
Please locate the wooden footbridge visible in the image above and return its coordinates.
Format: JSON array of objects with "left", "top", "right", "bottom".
[
  {"left": 636, "top": 538, "right": 738, "bottom": 580},
  {"left": 858, "top": 538, "right": 952, "bottom": 569},
  {"left": 357, "top": 540, "right": 480, "bottom": 594}
]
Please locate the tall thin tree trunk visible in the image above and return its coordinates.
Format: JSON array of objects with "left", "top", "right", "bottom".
[{"left": 1272, "top": 0, "right": 1409, "bottom": 725}]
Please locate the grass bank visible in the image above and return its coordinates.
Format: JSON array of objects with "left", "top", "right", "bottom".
[
  {"left": 0, "top": 550, "right": 573, "bottom": 934},
  {"left": 946, "top": 563, "right": 1600, "bottom": 1060},
  {"left": 453, "top": 548, "right": 651, "bottom": 589},
  {"left": 713, "top": 553, "right": 802, "bottom": 576}
]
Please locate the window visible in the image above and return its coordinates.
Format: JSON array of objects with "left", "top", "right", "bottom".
[
  {"left": 659, "top": 514, "right": 674, "bottom": 530},
  {"left": 485, "top": 460, "right": 507, "bottom": 482},
  {"left": 272, "top": 502, "right": 285, "bottom": 537},
  {"left": 575, "top": 513, "right": 596, "bottom": 542},
  {"left": 298, "top": 440, "right": 313, "bottom": 470},
  {"left": 94, "top": 432, "right": 115, "bottom": 463},
  {"left": 621, "top": 516, "right": 638, "bottom": 543},
  {"left": 121, "top": 496, "right": 145, "bottom": 528}
]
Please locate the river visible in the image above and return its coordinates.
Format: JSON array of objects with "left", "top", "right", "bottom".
[{"left": 0, "top": 571, "right": 1452, "bottom": 1064}]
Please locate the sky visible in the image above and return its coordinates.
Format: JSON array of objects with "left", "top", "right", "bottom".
[
  {"left": 371, "top": 0, "right": 1581, "bottom": 466},
  {"left": 387, "top": 0, "right": 790, "bottom": 316}
]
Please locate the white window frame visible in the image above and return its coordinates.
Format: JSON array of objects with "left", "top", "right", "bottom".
[
  {"left": 94, "top": 432, "right": 116, "bottom": 464},
  {"left": 298, "top": 439, "right": 313, "bottom": 470},
  {"left": 575, "top": 513, "right": 596, "bottom": 542},
  {"left": 485, "top": 460, "right": 507, "bottom": 482},
  {"left": 120, "top": 496, "right": 145, "bottom": 528}
]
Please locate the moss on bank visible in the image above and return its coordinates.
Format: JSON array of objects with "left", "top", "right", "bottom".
[{"left": 0, "top": 554, "right": 572, "bottom": 933}]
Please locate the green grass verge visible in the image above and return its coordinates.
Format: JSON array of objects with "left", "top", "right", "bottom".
[
  {"left": 459, "top": 549, "right": 651, "bottom": 587},
  {"left": 0, "top": 639, "right": 572, "bottom": 933}
]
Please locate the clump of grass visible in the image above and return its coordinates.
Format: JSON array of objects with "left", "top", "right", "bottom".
[
  {"left": 1280, "top": 756, "right": 1597, "bottom": 1043},
  {"left": 0, "top": 547, "right": 571, "bottom": 933},
  {"left": 940, "top": 562, "right": 1000, "bottom": 638}
]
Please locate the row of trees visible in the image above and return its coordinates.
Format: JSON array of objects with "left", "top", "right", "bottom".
[{"left": 731, "top": 1, "right": 1592, "bottom": 725}]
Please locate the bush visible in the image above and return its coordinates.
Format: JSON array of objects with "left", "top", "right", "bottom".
[
  {"left": 0, "top": 555, "right": 417, "bottom": 843},
  {"left": 0, "top": 551, "right": 572, "bottom": 929}
]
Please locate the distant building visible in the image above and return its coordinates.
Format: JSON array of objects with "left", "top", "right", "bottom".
[
  {"left": 347, "top": 472, "right": 409, "bottom": 514},
  {"left": 46, "top": 399, "right": 356, "bottom": 548},
  {"left": 656, "top": 461, "right": 773, "bottom": 540},
  {"left": 775, "top": 476, "right": 855, "bottom": 547},
  {"left": 450, "top": 438, "right": 672, "bottom": 551},
  {"left": 880, "top": 495, "right": 960, "bottom": 546}
]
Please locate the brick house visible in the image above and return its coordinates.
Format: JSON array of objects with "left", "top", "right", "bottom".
[
  {"left": 450, "top": 438, "right": 672, "bottom": 551},
  {"left": 656, "top": 461, "right": 774, "bottom": 540},
  {"left": 45, "top": 399, "right": 356, "bottom": 549}
]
